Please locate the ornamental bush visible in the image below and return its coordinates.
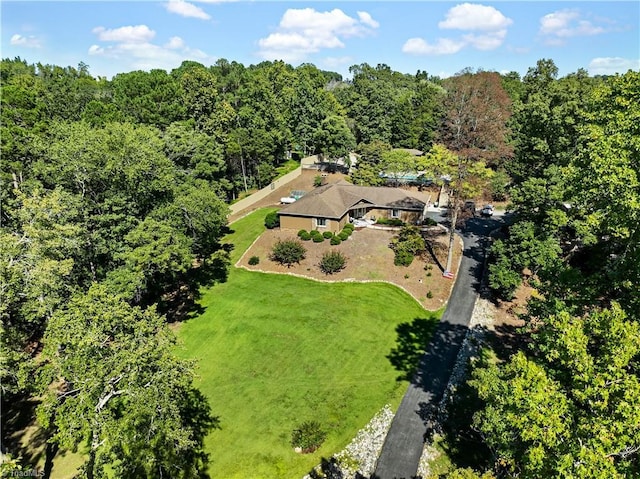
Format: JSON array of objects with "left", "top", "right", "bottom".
[
  {"left": 322, "top": 231, "right": 333, "bottom": 239},
  {"left": 248, "top": 256, "right": 260, "bottom": 265},
  {"left": 341, "top": 228, "right": 352, "bottom": 236},
  {"left": 319, "top": 250, "right": 347, "bottom": 274},
  {"left": 291, "top": 421, "right": 327, "bottom": 453},
  {"left": 297, "top": 229, "right": 308, "bottom": 238},
  {"left": 299, "top": 231, "right": 311, "bottom": 241},
  {"left": 312, "top": 235, "right": 324, "bottom": 243},
  {"left": 330, "top": 236, "right": 342, "bottom": 245},
  {"left": 394, "top": 249, "right": 414, "bottom": 267},
  {"left": 264, "top": 211, "right": 280, "bottom": 229},
  {"left": 343, "top": 223, "right": 355, "bottom": 231},
  {"left": 337, "top": 231, "right": 349, "bottom": 241},
  {"left": 270, "top": 239, "right": 306, "bottom": 267}
]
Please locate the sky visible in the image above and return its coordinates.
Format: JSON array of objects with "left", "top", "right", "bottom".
[{"left": 2, "top": 1, "right": 639, "bottom": 80}]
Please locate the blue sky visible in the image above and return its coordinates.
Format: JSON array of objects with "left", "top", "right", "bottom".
[{"left": 2, "top": 1, "right": 638, "bottom": 79}]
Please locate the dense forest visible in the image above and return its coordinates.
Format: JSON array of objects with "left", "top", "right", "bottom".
[{"left": 1, "top": 56, "right": 638, "bottom": 478}]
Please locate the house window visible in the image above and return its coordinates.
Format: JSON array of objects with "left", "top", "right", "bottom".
[
  {"left": 352, "top": 207, "right": 367, "bottom": 219},
  {"left": 316, "top": 218, "right": 327, "bottom": 227},
  {"left": 391, "top": 209, "right": 400, "bottom": 218}
]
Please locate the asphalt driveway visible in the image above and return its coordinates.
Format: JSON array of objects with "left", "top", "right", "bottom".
[{"left": 373, "top": 215, "right": 502, "bottom": 479}]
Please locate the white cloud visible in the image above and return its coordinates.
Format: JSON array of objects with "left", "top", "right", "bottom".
[
  {"left": 165, "top": 36, "right": 186, "bottom": 49},
  {"left": 88, "top": 44, "right": 104, "bottom": 55},
  {"left": 322, "top": 56, "right": 353, "bottom": 69},
  {"left": 10, "top": 33, "right": 42, "bottom": 48},
  {"left": 92, "top": 25, "right": 155, "bottom": 43},
  {"left": 588, "top": 57, "right": 640, "bottom": 75},
  {"left": 402, "top": 37, "right": 466, "bottom": 56},
  {"left": 463, "top": 29, "right": 507, "bottom": 50},
  {"left": 89, "top": 25, "right": 214, "bottom": 72},
  {"left": 404, "top": 3, "right": 511, "bottom": 56},
  {"left": 539, "top": 9, "right": 607, "bottom": 44},
  {"left": 165, "top": 0, "right": 210, "bottom": 20},
  {"left": 439, "top": 3, "right": 512, "bottom": 31},
  {"left": 257, "top": 8, "right": 379, "bottom": 62},
  {"left": 357, "top": 11, "right": 379, "bottom": 29}
]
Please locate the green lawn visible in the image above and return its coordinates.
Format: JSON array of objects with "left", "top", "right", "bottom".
[{"left": 177, "top": 208, "right": 440, "bottom": 478}]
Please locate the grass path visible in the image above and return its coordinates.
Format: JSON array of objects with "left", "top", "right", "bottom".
[{"left": 177, "top": 209, "right": 440, "bottom": 478}]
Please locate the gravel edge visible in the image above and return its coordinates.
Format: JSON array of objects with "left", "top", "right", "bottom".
[{"left": 303, "top": 405, "right": 395, "bottom": 479}]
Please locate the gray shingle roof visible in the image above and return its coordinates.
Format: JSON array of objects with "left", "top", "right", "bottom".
[{"left": 278, "top": 181, "right": 425, "bottom": 219}]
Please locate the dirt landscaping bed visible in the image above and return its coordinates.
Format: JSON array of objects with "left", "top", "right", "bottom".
[{"left": 237, "top": 226, "right": 463, "bottom": 310}]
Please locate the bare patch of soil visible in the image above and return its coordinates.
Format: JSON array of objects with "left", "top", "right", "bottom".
[{"left": 238, "top": 227, "right": 463, "bottom": 310}]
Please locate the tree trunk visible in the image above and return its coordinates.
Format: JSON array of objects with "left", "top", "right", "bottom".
[
  {"left": 86, "top": 430, "right": 98, "bottom": 479},
  {"left": 445, "top": 204, "right": 458, "bottom": 274}
]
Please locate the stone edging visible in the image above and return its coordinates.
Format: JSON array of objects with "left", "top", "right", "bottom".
[{"left": 303, "top": 405, "right": 395, "bottom": 479}]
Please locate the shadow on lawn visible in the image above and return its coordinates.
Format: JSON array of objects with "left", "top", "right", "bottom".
[
  {"left": 306, "top": 457, "right": 369, "bottom": 479},
  {"left": 158, "top": 243, "right": 235, "bottom": 323},
  {"left": 387, "top": 317, "right": 438, "bottom": 382},
  {"left": 1, "top": 395, "right": 54, "bottom": 476}
]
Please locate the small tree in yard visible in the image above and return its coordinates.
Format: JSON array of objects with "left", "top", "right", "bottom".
[
  {"left": 319, "top": 250, "right": 347, "bottom": 274},
  {"left": 291, "top": 421, "right": 327, "bottom": 453},
  {"left": 270, "top": 239, "right": 306, "bottom": 267},
  {"left": 391, "top": 226, "right": 425, "bottom": 267}
]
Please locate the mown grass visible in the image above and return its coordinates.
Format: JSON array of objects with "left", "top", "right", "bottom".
[{"left": 177, "top": 208, "right": 440, "bottom": 478}]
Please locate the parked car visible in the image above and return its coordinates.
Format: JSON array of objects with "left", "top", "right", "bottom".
[
  {"left": 480, "top": 204, "right": 494, "bottom": 217},
  {"left": 463, "top": 201, "right": 476, "bottom": 215}
]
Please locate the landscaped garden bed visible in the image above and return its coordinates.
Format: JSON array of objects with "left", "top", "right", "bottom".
[{"left": 238, "top": 226, "right": 463, "bottom": 310}]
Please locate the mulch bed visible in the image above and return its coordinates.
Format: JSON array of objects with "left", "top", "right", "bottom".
[{"left": 237, "top": 226, "right": 463, "bottom": 310}]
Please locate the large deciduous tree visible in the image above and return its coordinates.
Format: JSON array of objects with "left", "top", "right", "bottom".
[
  {"left": 471, "top": 304, "right": 640, "bottom": 478},
  {"left": 37, "top": 284, "right": 217, "bottom": 479},
  {"left": 439, "top": 70, "right": 513, "bottom": 168},
  {"left": 422, "top": 144, "right": 493, "bottom": 274},
  {"left": 570, "top": 70, "right": 640, "bottom": 312},
  {"left": 434, "top": 71, "right": 511, "bottom": 275},
  {"left": 313, "top": 115, "right": 356, "bottom": 163}
]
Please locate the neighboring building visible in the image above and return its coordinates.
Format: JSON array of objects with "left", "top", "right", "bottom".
[{"left": 278, "top": 180, "right": 426, "bottom": 233}]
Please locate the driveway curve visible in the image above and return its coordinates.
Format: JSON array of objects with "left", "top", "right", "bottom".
[{"left": 373, "top": 215, "right": 503, "bottom": 479}]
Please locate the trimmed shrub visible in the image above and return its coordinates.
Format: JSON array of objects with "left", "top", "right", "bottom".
[
  {"left": 312, "top": 235, "right": 324, "bottom": 243},
  {"left": 330, "top": 236, "right": 342, "bottom": 245},
  {"left": 341, "top": 228, "right": 352, "bottom": 237},
  {"left": 264, "top": 211, "right": 280, "bottom": 229},
  {"left": 394, "top": 249, "right": 414, "bottom": 267},
  {"left": 376, "top": 217, "right": 388, "bottom": 225},
  {"left": 343, "top": 223, "right": 355, "bottom": 231},
  {"left": 337, "top": 231, "right": 349, "bottom": 241},
  {"left": 422, "top": 217, "right": 437, "bottom": 226},
  {"left": 389, "top": 218, "right": 405, "bottom": 227},
  {"left": 426, "top": 291, "right": 433, "bottom": 299},
  {"left": 270, "top": 239, "right": 306, "bottom": 267},
  {"left": 297, "top": 229, "right": 308, "bottom": 238},
  {"left": 322, "top": 231, "right": 333, "bottom": 239},
  {"left": 299, "top": 231, "right": 311, "bottom": 241},
  {"left": 248, "top": 256, "right": 260, "bottom": 266},
  {"left": 319, "top": 250, "right": 347, "bottom": 274},
  {"left": 291, "top": 421, "right": 327, "bottom": 453},
  {"left": 310, "top": 229, "right": 322, "bottom": 237}
]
